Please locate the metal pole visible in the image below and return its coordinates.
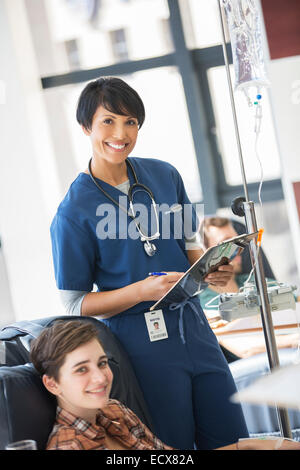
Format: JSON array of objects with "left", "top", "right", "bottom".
[
  {"left": 243, "top": 202, "right": 292, "bottom": 438},
  {"left": 217, "top": 0, "right": 292, "bottom": 438}
]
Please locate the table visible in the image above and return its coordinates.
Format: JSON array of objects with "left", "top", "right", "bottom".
[{"left": 206, "top": 303, "right": 300, "bottom": 359}]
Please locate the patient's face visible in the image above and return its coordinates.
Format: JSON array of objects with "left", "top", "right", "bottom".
[
  {"left": 206, "top": 224, "right": 242, "bottom": 274},
  {"left": 52, "top": 339, "right": 113, "bottom": 421}
]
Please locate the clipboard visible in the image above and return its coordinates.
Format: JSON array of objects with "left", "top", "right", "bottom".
[{"left": 150, "top": 231, "right": 259, "bottom": 311}]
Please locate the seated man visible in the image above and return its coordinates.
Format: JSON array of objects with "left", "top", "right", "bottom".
[
  {"left": 199, "top": 216, "right": 261, "bottom": 309},
  {"left": 199, "top": 216, "right": 299, "bottom": 359},
  {"left": 30, "top": 319, "right": 300, "bottom": 450}
]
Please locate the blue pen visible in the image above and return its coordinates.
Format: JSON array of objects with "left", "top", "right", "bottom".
[{"left": 148, "top": 272, "right": 167, "bottom": 276}]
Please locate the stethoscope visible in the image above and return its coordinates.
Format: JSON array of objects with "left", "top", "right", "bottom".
[{"left": 88, "top": 158, "right": 160, "bottom": 256}]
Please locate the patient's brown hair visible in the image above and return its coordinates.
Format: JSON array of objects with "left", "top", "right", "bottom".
[
  {"left": 30, "top": 320, "right": 101, "bottom": 381},
  {"left": 201, "top": 216, "right": 231, "bottom": 248}
]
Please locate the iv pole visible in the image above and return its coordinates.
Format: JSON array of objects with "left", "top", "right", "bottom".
[{"left": 217, "top": 0, "right": 292, "bottom": 439}]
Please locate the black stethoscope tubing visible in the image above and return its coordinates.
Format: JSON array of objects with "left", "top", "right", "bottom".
[
  {"left": 88, "top": 157, "right": 155, "bottom": 218},
  {"left": 87, "top": 158, "right": 159, "bottom": 256}
]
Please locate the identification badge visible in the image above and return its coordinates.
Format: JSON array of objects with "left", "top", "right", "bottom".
[{"left": 144, "top": 309, "right": 168, "bottom": 342}]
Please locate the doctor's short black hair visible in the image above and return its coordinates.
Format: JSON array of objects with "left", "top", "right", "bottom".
[{"left": 76, "top": 77, "right": 145, "bottom": 131}]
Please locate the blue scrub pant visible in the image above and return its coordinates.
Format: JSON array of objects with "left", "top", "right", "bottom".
[{"left": 105, "top": 300, "right": 249, "bottom": 449}]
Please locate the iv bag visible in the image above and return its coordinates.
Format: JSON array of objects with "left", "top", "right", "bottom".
[{"left": 222, "top": 0, "right": 270, "bottom": 91}]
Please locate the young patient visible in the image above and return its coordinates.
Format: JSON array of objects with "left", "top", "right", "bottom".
[
  {"left": 30, "top": 320, "right": 300, "bottom": 451},
  {"left": 30, "top": 320, "right": 171, "bottom": 450}
]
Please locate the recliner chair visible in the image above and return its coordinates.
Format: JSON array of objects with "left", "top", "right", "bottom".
[{"left": 0, "top": 315, "right": 154, "bottom": 450}]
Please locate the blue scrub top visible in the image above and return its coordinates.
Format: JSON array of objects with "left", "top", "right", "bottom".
[{"left": 50, "top": 157, "right": 198, "bottom": 316}]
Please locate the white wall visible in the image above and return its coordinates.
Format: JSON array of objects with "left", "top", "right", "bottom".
[
  {"left": 268, "top": 56, "right": 300, "bottom": 279},
  {"left": 0, "top": 0, "right": 64, "bottom": 323},
  {"left": 254, "top": 0, "right": 300, "bottom": 288}
]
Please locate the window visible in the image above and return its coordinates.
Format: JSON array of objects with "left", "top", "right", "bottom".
[
  {"left": 125, "top": 68, "right": 202, "bottom": 202},
  {"left": 31, "top": 0, "right": 283, "bottom": 208},
  {"left": 64, "top": 0, "right": 100, "bottom": 22},
  {"left": 109, "top": 28, "right": 129, "bottom": 62},
  {"left": 208, "top": 66, "right": 281, "bottom": 186},
  {"left": 35, "top": 0, "right": 173, "bottom": 75},
  {"left": 65, "top": 39, "right": 81, "bottom": 70},
  {"left": 160, "top": 18, "right": 173, "bottom": 52},
  {"left": 179, "top": 0, "right": 223, "bottom": 49},
  {"left": 44, "top": 66, "right": 202, "bottom": 203}
]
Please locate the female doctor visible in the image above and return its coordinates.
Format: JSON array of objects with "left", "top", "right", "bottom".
[{"left": 50, "top": 77, "right": 249, "bottom": 450}]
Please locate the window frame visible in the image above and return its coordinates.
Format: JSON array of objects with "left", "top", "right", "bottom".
[{"left": 39, "top": 0, "right": 283, "bottom": 214}]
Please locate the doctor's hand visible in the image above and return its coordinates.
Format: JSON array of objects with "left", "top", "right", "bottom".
[
  {"left": 204, "top": 263, "right": 234, "bottom": 287},
  {"left": 137, "top": 272, "right": 184, "bottom": 302}
]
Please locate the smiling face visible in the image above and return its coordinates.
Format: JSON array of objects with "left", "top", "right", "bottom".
[
  {"left": 43, "top": 339, "right": 113, "bottom": 423},
  {"left": 82, "top": 105, "right": 139, "bottom": 167}
]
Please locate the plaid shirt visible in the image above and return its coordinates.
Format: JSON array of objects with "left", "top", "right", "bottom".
[{"left": 46, "top": 399, "right": 173, "bottom": 450}]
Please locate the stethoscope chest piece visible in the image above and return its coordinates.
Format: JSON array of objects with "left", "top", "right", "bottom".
[{"left": 144, "top": 240, "right": 157, "bottom": 257}]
